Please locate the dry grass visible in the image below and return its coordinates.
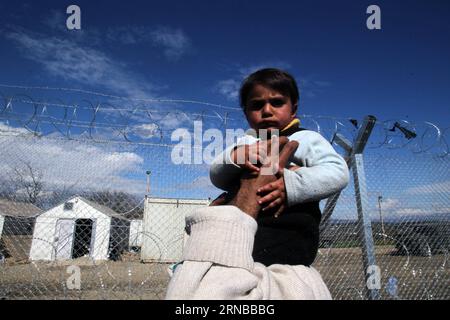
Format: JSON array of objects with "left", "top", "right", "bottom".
[
  {"left": 314, "top": 246, "right": 449, "bottom": 299},
  {"left": 0, "top": 256, "right": 171, "bottom": 300},
  {"left": 1, "top": 247, "right": 448, "bottom": 300}
]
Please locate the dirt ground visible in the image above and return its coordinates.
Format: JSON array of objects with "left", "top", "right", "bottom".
[
  {"left": 0, "top": 255, "right": 171, "bottom": 300},
  {"left": 1, "top": 247, "right": 448, "bottom": 300},
  {"left": 314, "top": 246, "right": 449, "bottom": 300}
]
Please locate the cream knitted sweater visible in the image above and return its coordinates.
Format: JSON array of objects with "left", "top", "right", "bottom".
[{"left": 165, "top": 205, "right": 332, "bottom": 300}]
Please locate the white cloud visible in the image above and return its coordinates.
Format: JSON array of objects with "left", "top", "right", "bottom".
[
  {"left": 379, "top": 198, "right": 401, "bottom": 210},
  {"left": 0, "top": 122, "right": 145, "bottom": 195},
  {"left": 150, "top": 26, "right": 191, "bottom": 61},
  {"left": 105, "top": 25, "right": 192, "bottom": 61},
  {"left": 155, "top": 112, "right": 192, "bottom": 131},
  {"left": 367, "top": 197, "right": 450, "bottom": 220},
  {"left": 104, "top": 25, "right": 193, "bottom": 61},
  {"left": 397, "top": 206, "right": 450, "bottom": 215},
  {"left": 395, "top": 208, "right": 428, "bottom": 215},
  {"left": 405, "top": 180, "right": 450, "bottom": 195},
  {"left": 43, "top": 10, "right": 66, "bottom": 31},
  {"left": 214, "top": 79, "right": 240, "bottom": 101},
  {"left": 5, "top": 29, "right": 158, "bottom": 99},
  {"left": 0, "top": 122, "right": 30, "bottom": 136},
  {"left": 368, "top": 197, "right": 401, "bottom": 220},
  {"left": 42, "top": 11, "right": 103, "bottom": 46},
  {"left": 133, "top": 123, "right": 161, "bottom": 139},
  {"left": 41, "top": 12, "right": 192, "bottom": 61}
]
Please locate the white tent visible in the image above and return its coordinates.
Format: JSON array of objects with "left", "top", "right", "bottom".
[
  {"left": 29, "top": 196, "right": 130, "bottom": 261},
  {"left": 141, "top": 197, "right": 209, "bottom": 263}
]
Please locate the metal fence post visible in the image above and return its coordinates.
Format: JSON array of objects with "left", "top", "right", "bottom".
[
  {"left": 320, "top": 115, "right": 380, "bottom": 299},
  {"left": 352, "top": 153, "right": 380, "bottom": 300}
]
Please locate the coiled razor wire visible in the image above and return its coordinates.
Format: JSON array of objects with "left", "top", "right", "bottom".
[
  {"left": 0, "top": 89, "right": 448, "bottom": 157},
  {"left": 0, "top": 86, "right": 448, "bottom": 300}
]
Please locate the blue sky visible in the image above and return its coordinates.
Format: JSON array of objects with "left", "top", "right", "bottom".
[
  {"left": 0, "top": 0, "right": 449, "bottom": 124},
  {"left": 0, "top": 0, "right": 449, "bottom": 220}
]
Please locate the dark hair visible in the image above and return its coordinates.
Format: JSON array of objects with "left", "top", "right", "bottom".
[{"left": 239, "top": 68, "right": 299, "bottom": 111}]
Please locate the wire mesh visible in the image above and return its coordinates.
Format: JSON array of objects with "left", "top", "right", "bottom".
[{"left": 0, "top": 88, "right": 448, "bottom": 300}]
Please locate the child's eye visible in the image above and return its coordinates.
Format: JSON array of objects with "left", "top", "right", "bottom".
[
  {"left": 269, "top": 98, "right": 286, "bottom": 107},
  {"left": 246, "top": 98, "right": 286, "bottom": 110},
  {"left": 247, "top": 101, "right": 265, "bottom": 110}
]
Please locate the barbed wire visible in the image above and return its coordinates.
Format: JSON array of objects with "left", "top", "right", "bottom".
[
  {"left": 0, "top": 84, "right": 242, "bottom": 111},
  {"left": 0, "top": 90, "right": 448, "bottom": 156},
  {"left": 0, "top": 86, "right": 448, "bottom": 300}
]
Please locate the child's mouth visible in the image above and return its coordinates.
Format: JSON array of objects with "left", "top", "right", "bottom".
[{"left": 258, "top": 121, "right": 279, "bottom": 129}]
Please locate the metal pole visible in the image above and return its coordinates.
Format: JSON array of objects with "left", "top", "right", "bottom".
[
  {"left": 352, "top": 153, "right": 380, "bottom": 300},
  {"left": 146, "top": 170, "right": 151, "bottom": 195},
  {"left": 319, "top": 115, "right": 380, "bottom": 300},
  {"left": 378, "top": 195, "right": 385, "bottom": 235},
  {"left": 321, "top": 115, "right": 377, "bottom": 228}
]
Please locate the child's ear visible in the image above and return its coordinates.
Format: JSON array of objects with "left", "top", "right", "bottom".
[{"left": 243, "top": 107, "right": 249, "bottom": 119}]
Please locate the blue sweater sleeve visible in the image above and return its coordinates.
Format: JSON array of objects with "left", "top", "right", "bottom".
[
  {"left": 209, "top": 130, "right": 349, "bottom": 205},
  {"left": 209, "top": 135, "right": 259, "bottom": 191},
  {"left": 283, "top": 130, "right": 349, "bottom": 206}
]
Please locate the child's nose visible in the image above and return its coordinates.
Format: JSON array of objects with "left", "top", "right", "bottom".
[{"left": 262, "top": 102, "right": 273, "bottom": 116}]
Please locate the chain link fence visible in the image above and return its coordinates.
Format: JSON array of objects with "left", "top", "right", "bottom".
[
  {"left": 0, "top": 88, "right": 448, "bottom": 299},
  {"left": 315, "top": 152, "right": 449, "bottom": 300}
]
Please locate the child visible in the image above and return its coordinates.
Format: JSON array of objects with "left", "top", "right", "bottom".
[
  {"left": 210, "top": 68, "right": 349, "bottom": 266},
  {"left": 166, "top": 139, "right": 333, "bottom": 300}
]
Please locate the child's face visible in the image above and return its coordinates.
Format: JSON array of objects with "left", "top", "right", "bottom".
[{"left": 244, "top": 84, "right": 297, "bottom": 132}]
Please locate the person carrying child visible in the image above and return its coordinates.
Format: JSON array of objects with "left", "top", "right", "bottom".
[
  {"left": 167, "top": 136, "right": 333, "bottom": 299},
  {"left": 210, "top": 68, "right": 349, "bottom": 267}
]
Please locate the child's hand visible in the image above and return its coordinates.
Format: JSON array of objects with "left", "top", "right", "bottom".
[
  {"left": 256, "top": 175, "right": 287, "bottom": 218},
  {"left": 255, "top": 138, "right": 294, "bottom": 218},
  {"left": 231, "top": 142, "right": 268, "bottom": 174}
]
